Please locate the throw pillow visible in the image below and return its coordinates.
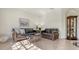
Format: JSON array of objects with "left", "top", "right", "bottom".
[{"left": 20, "top": 29, "right": 25, "bottom": 34}]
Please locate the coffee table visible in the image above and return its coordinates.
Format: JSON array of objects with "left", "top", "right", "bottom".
[{"left": 29, "top": 33, "right": 41, "bottom": 42}]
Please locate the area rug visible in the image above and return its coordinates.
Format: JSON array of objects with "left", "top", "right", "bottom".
[{"left": 12, "top": 40, "right": 41, "bottom": 50}]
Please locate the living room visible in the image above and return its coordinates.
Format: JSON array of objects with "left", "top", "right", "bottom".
[{"left": 0, "top": 8, "right": 79, "bottom": 50}]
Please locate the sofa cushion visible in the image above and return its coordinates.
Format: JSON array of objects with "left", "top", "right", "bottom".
[
  {"left": 25, "top": 28, "right": 33, "bottom": 33},
  {"left": 45, "top": 28, "right": 59, "bottom": 33},
  {"left": 15, "top": 28, "right": 20, "bottom": 33}
]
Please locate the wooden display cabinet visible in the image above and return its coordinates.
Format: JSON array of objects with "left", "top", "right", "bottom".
[{"left": 67, "top": 16, "right": 77, "bottom": 40}]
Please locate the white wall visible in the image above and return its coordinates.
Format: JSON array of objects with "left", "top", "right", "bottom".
[
  {"left": 62, "top": 8, "right": 79, "bottom": 39},
  {"left": 42, "top": 9, "right": 63, "bottom": 38},
  {"left": 0, "top": 8, "right": 49, "bottom": 36},
  {"left": 25, "top": 8, "right": 68, "bottom": 38},
  {"left": 25, "top": 8, "right": 64, "bottom": 38},
  {"left": 0, "top": 9, "right": 28, "bottom": 36},
  {"left": 0, "top": 8, "right": 65, "bottom": 39},
  {"left": 1, "top": 8, "right": 79, "bottom": 39}
]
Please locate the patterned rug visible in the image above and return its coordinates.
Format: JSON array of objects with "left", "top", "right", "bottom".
[{"left": 12, "top": 40, "right": 41, "bottom": 50}]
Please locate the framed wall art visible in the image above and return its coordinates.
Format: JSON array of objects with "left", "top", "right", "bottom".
[{"left": 19, "top": 18, "right": 29, "bottom": 28}]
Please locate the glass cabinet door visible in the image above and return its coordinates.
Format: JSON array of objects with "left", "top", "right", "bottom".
[{"left": 67, "top": 16, "right": 77, "bottom": 40}]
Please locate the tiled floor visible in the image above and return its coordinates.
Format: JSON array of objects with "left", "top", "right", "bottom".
[
  {"left": 0, "top": 39, "right": 14, "bottom": 50},
  {"left": 33, "top": 38, "right": 79, "bottom": 50},
  {"left": 0, "top": 38, "right": 79, "bottom": 50}
]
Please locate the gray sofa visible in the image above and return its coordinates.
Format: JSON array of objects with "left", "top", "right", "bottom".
[
  {"left": 12, "top": 28, "right": 38, "bottom": 41},
  {"left": 41, "top": 28, "right": 59, "bottom": 40}
]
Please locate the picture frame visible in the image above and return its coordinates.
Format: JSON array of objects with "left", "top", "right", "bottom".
[{"left": 19, "top": 18, "right": 29, "bottom": 28}]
